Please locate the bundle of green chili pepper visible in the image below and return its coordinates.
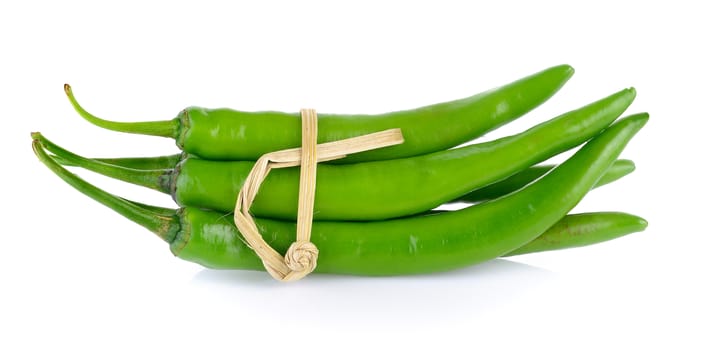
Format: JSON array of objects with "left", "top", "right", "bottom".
[{"left": 33, "top": 65, "right": 649, "bottom": 277}]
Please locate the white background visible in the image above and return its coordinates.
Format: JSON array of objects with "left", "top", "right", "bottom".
[{"left": 2, "top": 1, "right": 705, "bottom": 349}]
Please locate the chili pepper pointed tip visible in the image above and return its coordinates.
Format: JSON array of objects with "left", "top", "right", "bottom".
[
  {"left": 610, "top": 87, "right": 637, "bottom": 106},
  {"left": 64, "top": 84, "right": 72, "bottom": 95},
  {"left": 632, "top": 113, "right": 649, "bottom": 127},
  {"left": 614, "top": 159, "right": 636, "bottom": 173},
  {"left": 540, "top": 64, "right": 574, "bottom": 85},
  {"left": 559, "top": 64, "right": 575, "bottom": 77}
]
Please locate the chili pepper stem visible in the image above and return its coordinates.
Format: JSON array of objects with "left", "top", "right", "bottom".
[
  {"left": 64, "top": 84, "right": 179, "bottom": 138},
  {"left": 31, "top": 134, "right": 179, "bottom": 242},
  {"left": 54, "top": 153, "right": 184, "bottom": 170},
  {"left": 34, "top": 133, "right": 172, "bottom": 194}
]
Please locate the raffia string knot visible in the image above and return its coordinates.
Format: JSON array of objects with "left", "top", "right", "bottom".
[
  {"left": 285, "top": 241, "right": 319, "bottom": 272},
  {"left": 234, "top": 108, "right": 404, "bottom": 282}
]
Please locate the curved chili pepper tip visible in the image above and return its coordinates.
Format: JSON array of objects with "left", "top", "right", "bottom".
[{"left": 559, "top": 64, "right": 574, "bottom": 75}]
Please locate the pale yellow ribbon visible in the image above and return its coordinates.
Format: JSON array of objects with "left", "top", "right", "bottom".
[{"left": 233, "top": 109, "right": 404, "bottom": 282}]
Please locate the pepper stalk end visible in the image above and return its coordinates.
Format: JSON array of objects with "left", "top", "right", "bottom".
[
  {"left": 64, "top": 84, "right": 180, "bottom": 139},
  {"left": 31, "top": 135, "right": 180, "bottom": 243}
]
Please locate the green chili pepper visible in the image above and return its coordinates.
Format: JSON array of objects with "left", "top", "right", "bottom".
[
  {"left": 456, "top": 159, "right": 635, "bottom": 203},
  {"left": 43, "top": 89, "right": 636, "bottom": 221},
  {"left": 31, "top": 113, "right": 647, "bottom": 275},
  {"left": 54, "top": 153, "right": 635, "bottom": 203},
  {"left": 503, "top": 212, "right": 647, "bottom": 256},
  {"left": 65, "top": 65, "right": 574, "bottom": 162}
]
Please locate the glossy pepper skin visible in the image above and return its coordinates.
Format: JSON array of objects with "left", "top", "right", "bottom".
[
  {"left": 65, "top": 65, "right": 574, "bottom": 162},
  {"left": 31, "top": 113, "right": 647, "bottom": 275},
  {"left": 45, "top": 89, "right": 637, "bottom": 221}
]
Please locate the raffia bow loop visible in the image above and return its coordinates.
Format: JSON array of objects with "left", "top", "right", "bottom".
[{"left": 233, "top": 108, "right": 404, "bottom": 282}]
